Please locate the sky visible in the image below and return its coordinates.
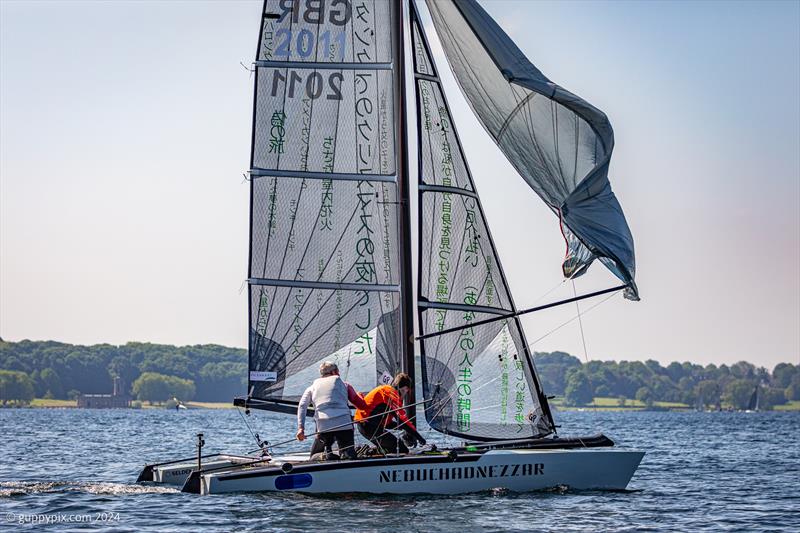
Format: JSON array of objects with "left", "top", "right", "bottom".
[{"left": 1, "top": 0, "right": 798, "bottom": 369}]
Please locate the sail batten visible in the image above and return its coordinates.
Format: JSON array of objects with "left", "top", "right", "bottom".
[{"left": 250, "top": 168, "right": 398, "bottom": 182}]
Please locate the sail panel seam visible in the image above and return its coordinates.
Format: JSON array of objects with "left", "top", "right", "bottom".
[
  {"left": 251, "top": 168, "right": 397, "bottom": 183},
  {"left": 255, "top": 60, "right": 392, "bottom": 70},
  {"left": 418, "top": 300, "right": 509, "bottom": 315},
  {"left": 419, "top": 183, "right": 478, "bottom": 199},
  {"left": 415, "top": 72, "right": 439, "bottom": 82},
  {"left": 249, "top": 278, "right": 400, "bottom": 293}
]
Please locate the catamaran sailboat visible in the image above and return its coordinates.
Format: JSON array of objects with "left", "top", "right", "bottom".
[{"left": 138, "top": 0, "right": 644, "bottom": 495}]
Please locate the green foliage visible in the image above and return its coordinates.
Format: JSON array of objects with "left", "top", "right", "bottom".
[
  {"left": 39, "top": 368, "right": 63, "bottom": 399},
  {"left": 773, "top": 363, "right": 797, "bottom": 388},
  {"left": 2, "top": 339, "right": 798, "bottom": 408},
  {"left": 759, "top": 387, "right": 787, "bottom": 409},
  {"left": 723, "top": 379, "right": 756, "bottom": 410},
  {"left": 635, "top": 386, "right": 654, "bottom": 407},
  {"left": 0, "top": 369, "right": 35, "bottom": 405},
  {"left": 694, "top": 380, "right": 721, "bottom": 408},
  {"left": 564, "top": 372, "right": 594, "bottom": 406},
  {"left": 784, "top": 375, "right": 800, "bottom": 401},
  {"left": 534, "top": 351, "right": 581, "bottom": 395},
  {"left": 0, "top": 340, "right": 245, "bottom": 402},
  {"left": 132, "top": 372, "right": 195, "bottom": 403}
]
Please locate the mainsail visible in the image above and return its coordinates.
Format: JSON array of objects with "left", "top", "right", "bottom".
[
  {"left": 411, "top": 3, "right": 554, "bottom": 440},
  {"left": 244, "top": 0, "right": 634, "bottom": 444},
  {"left": 425, "top": 0, "right": 638, "bottom": 300},
  {"left": 247, "top": 0, "right": 407, "bottom": 411}
]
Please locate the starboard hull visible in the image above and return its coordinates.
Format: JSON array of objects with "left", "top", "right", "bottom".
[{"left": 196, "top": 448, "right": 644, "bottom": 495}]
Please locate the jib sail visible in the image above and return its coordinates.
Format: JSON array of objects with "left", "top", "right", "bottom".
[
  {"left": 247, "top": 0, "right": 405, "bottom": 411},
  {"left": 412, "top": 3, "right": 554, "bottom": 440},
  {"left": 425, "top": 0, "right": 638, "bottom": 300}
]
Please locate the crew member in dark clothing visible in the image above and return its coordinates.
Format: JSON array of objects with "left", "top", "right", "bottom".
[{"left": 354, "top": 373, "right": 426, "bottom": 454}]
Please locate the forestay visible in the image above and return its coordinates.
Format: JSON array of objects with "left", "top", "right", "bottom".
[
  {"left": 425, "top": 0, "right": 638, "bottom": 300},
  {"left": 411, "top": 4, "right": 554, "bottom": 441},
  {"left": 247, "top": 0, "right": 404, "bottom": 409}
]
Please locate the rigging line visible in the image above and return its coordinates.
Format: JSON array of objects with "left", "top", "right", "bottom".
[
  {"left": 428, "top": 368, "right": 506, "bottom": 425},
  {"left": 265, "top": 200, "right": 358, "bottom": 344},
  {"left": 496, "top": 90, "right": 537, "bottom": 142},
  {"left": 271, "top": 179, "right": 309, "bottom": 288},
  {"left": 517, "top": 84, "right": 563, "bottom": 198},
  {"left": 425, "top": 270, "right": 499, "bottom": 393},
  {"left": 418, "top": 284, "right": 626, "bottom": 341},
  {"left": 262, "top": 179, "right": 333, "bottom": 340},
  {"left": 420, "top": 81, "right": 442, "bottom": 304},
  {"left": 417, "top": 82, "right": 444, "bottom": 314},
  {"left": 527, "top": 289, "right": 619, "bottom": 348},
  {"left": 530, "top": 278, "right": 568, "bottom": 306},
  {"left": 552, "top": 99, "right": 566, "bottom": 183},
  {"left": 267, "top": 398, "right": 433, "bottom": 452},
  {"left": 427, "top": 185, "right": 471, "bottom": 362},
  {"left": 267, "top": 244, "right": 380, "bottom": 367},
  {"left": 252, "top": 8, "right": 296, "bottom": 287},
  {"left": 423, "top": 92, "right": 497, "bottom": 366},
  {"left": 247, "top": 43, "right": 292, "bottom": 316},
  {"left": 550, "top": 100, "right": 565, "bottom": 185},
  {"left": 236, "top": 406, "right": 263, "bottom": 449},
  {"left": 425, "top": 240, "right": 497, "bottom": 389},
  {"left": 432, "top": 9, "right": 495, "bottom": 130},
  {"left": 266, "top": 198, "right": 391, "bottom": 364},
  {"left": 572, "top": 279, "right": 598, "bottom": 419},
  {"left": 263, "top": 10, "right": 382, "bottom": 346},
  {"left": 572, "top": 111, "right": 579, "bottom": 183},
  {"left": 421, "top": 79, "right": 521, "bottom": 386},
  {"left": 270, "top": 11, "right": 321, "bottom": 282},
  {"left": 424, "top": 359, "right": 508, "bottom": 432},
  {"left": 276, "top": 285, "right": 376, "bottom": 371}
]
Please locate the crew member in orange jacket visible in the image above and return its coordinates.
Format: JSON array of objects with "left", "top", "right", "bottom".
[{"left": 354, "top": 373, "right": 426, "bottom": 454}]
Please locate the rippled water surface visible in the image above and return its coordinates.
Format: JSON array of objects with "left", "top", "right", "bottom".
[{"left": 1, "top": 408, "right": 798, "bottom": 532}]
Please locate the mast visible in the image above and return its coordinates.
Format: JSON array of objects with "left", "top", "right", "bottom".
[{"left": 394, "top": 0, "right": 416, "bottom": 420}]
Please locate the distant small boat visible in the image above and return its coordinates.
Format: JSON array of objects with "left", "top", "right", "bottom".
[{"left": 745, "top": 386, "right": 759, "bottom": 412}]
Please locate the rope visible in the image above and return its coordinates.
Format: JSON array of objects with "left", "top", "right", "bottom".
[
  {"left": 236, "top": 406, "right": 265, "bottom": 450},
  {"left": 572, "top": 280, "right": 598, "bottom": 421},
  {"left": 264, "top": 398, "right": 432, "bottom": 453},
  {"left": 527, "top": 289, "right": 620, "bottom": 348}
]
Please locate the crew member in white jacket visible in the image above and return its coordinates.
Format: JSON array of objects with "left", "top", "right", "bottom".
[{"left": 296, "top": 361, "right": 368, "bottom": 459}]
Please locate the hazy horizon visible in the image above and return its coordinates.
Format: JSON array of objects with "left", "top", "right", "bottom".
[{"left": 2, "top": 1, "right": 798, "bottom": 369}]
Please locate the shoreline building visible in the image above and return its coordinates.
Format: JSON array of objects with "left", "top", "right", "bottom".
[{"left": 77, "top": 376, "right": 131, "bottom": 408}]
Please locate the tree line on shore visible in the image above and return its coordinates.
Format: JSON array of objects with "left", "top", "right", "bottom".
[
  {"left": 0, "top": 339, "right": 798, "bottom": 409},
  {"left": 536, "top": 351, "right": 800, "bottom": 409},
  {"left": 0, "top": 340, "right": 245, "bottom": 405}
]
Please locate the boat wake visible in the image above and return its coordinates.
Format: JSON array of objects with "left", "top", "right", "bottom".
[{"left": 0, "top": 481, "right": 179, "bottom": 497}]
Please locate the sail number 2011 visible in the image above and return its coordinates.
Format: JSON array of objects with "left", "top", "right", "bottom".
[{"left": 271, "top": 70, "right": 343, "bottom": 101}]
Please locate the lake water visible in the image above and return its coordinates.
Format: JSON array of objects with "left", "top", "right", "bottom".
[{"left": 1, "top": 408, "right": 798, "bottom": 532}]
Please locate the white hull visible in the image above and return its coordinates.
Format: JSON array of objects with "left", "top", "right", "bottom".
[
  {"left": 199, "top": 448, "right": 644, "bottom": 495},
  {"left": 149, "top": 455, "right": 263, "bottom": 485}
]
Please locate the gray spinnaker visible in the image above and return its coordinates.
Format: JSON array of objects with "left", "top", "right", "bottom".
[
  {"left": 412, "top": 5, "right": 554, "bottom": 441},
  {"left": 247, "top": 0, "right": 404, "bottom": 408},
  {"left": 425, "top": 0, "right": 638, "bottom": 300}
]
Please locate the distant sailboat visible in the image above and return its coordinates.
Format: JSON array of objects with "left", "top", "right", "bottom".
[
  {"left": 745, "top": 386, "right": 759, "bottom": 412},
  {"left": 138, "top": 0, "right": 644, "bottom": 495}
]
